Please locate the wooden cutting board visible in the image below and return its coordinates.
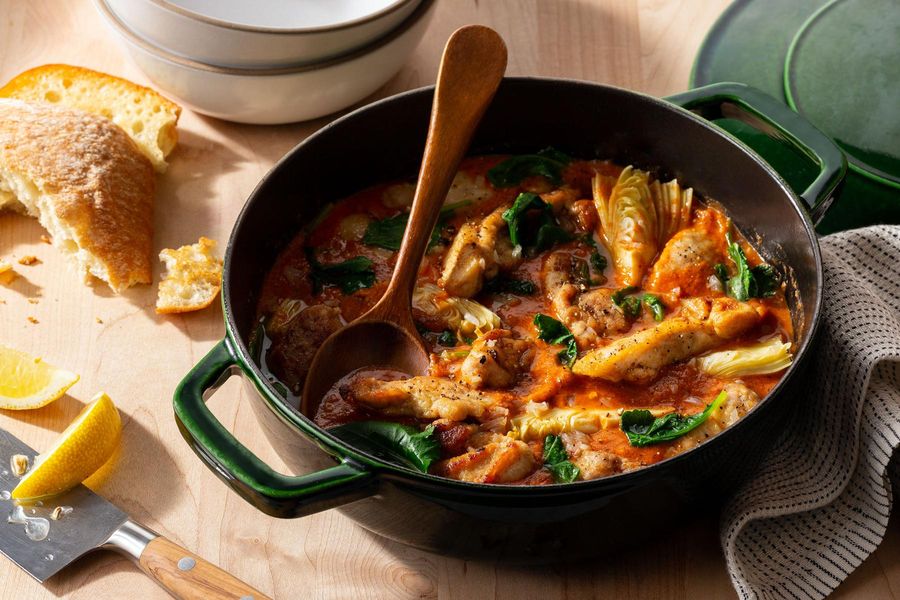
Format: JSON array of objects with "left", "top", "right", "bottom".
[{"left": 0, "top": 0, "right": 897, "bottom": 598}]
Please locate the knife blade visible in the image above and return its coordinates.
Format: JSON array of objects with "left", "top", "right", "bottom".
[
  {"left": 0, "top": 427, "right": 270, "bottom": 599},
  {"left": 0, "top": 426, "right": 127, "bottom": 582}
]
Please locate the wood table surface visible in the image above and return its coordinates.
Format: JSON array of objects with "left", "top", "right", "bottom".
[{"left": 0, "top": 0, "right": 897, "bottom": 598}]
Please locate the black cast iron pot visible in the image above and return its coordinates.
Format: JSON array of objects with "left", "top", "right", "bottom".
[{"left": 173, "top": 80, "right": 845, "bottom": 561}]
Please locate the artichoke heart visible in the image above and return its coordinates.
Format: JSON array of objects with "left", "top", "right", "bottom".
[
  {"left": 510, "top": 406, "right": 672, "bottom": 441},
  {"left": 413, "top": 283, "right": 501, "bottom": 340},
  {"left": 592, "top": 166, "right": 693, "bottom": 286},
  {"left": 695, "top": 337, "right": 793, "bottom": 377}
]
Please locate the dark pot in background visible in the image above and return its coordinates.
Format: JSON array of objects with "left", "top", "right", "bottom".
[{"left": 173, "top": 79, "right": 845, "bottom": 560}]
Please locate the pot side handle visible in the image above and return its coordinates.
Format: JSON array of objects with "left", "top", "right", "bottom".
[
  {"left": 173, "top": 339, "right": 375, "bottom": 518},
  {"left": 665, "top": 82, "right": 847, "bottom": 224}
]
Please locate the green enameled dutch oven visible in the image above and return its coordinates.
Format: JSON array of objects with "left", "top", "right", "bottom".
[{"left": 173, "top": 79, "right": 845, "bottom": 560}]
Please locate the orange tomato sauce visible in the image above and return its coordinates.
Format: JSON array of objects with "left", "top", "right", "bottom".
[{"left": 255, "top": 155, "right": 793, "bottom": 475}]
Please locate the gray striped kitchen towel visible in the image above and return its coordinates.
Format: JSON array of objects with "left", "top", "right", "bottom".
[{"left": 723, "top": 225, "right": 900, "bottom": 599}]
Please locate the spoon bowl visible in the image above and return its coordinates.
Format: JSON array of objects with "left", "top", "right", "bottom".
[
  {"left": 301, "top": 322, "right": 430, "bottom": 415},
  {"left": 301, "top": 24, "right": 507, "bottom": 417}
]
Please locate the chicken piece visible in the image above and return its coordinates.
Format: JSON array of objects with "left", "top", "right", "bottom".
[
  {"left": 569, "top": 199, "right": 599, "bottom": 232},
  {"left": 577, "top": 288, "right": 630, "bottom": 335},
  {"left": 541, "top": 186, "right": 579, "bottom": 212},
  {"left": 666, "top": 382, "right": 759, "bottom": 457},
  {"left": 460, "top": 329, "right": 535, "bottom": 389},
  {"left": 346, "top": 375, "right": 502, "bottom": 421},
  {"left": 439, "top": 205, "right": 520, "bottom": 298},
  {"left": 560, "top": 432, "right": 620, "bottom": 480},
  {"left": 540, "top": 187, "right": 598, "bottom": 233},
  {"left": 572, "top": 298, "right": 760, "bottom": 383},
  {"left": 709, "top": 297, "right": 760, "bottom": 338},
  {"left": 433, "top": 437, "right": 535, "bottom": 483},
  {"left": 266, "top": 304, "right": 343, "bottom": 393},
  {"left": 438, "top": 222, "right": 483, "bottom": 298},
  {"left": 479, "top": 205, "right": 521, "bottom": 274},
  {"left": 541, "top": 251, "right": 632, "bottom": 347},
  {"left": 646, "top": 208, "right": 729, "bottom": 297}
]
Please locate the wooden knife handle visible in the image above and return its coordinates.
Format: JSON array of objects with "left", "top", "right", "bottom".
[{"left": 138, "top": 536, "right": 272, "bottom": 600}]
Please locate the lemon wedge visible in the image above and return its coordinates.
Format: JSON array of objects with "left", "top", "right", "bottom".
[
  {"left": 12, "top": 392, "right": 121, "bottom": 500},
  {"left": 0, "top": 345, "right": 79, "bottom": 410}
]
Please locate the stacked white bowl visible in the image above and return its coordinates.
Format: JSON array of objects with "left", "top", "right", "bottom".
[{"left": 94, "top": 0, "right": 435, "bottom": 123}]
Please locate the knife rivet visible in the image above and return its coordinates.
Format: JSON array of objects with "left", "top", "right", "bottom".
[{"left": 177, "top": 557, "right": 196, "bottom": 571}]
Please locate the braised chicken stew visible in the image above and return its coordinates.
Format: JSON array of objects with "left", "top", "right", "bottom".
[{"left": 255, "top": 151, "right": 794, "bottom": 485}]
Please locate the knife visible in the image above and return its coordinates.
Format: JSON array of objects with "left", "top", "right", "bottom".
[{"left": 0, "top": 427, "right": 271, "bottom": 600}]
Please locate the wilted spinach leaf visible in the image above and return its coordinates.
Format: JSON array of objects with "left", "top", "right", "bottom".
[
  {"left": 362, "top": 200, "right": 470, "bottom": 251},
  {"left": 611, "top": 286, "right": 642, "bottom": 318},
  {"left": 542, "top": 434, "right": 580, "bottom": 483},
  {"left": 438, "top": 330, "right": 457, "bottom": 346},
  {"left": 714, "top": 263, "right": 729, "bottom": 288},
  {"left": 305, "top": 248, "right": 375, "bottom": 294},
  {"left": 750, "top": 264, "right": 779, "bottom": 298},
  {"left": 484, "top": 276, "right": 537, "bottom": 295},
  {"left": 578, "top": 234, "right": 608, "bottom": 283},
  {"left": 487, "top": 147, "right": 572, "bottom": 188},
  {"left": 620, "top": 390, "right": 727, "bottom": 447},
  {"left": 533, "top": 313, "right": 578, "bottom": 368},
  {"left": 642, "top": 293, "right": 665, "bottom": 321},
  {"left": 502, "top": 192, "right": 573, "bottom": 254},
  {"left": 722, "top": 234, "right": 781, "bottom": 301},
  {"left": 725, "top": 234, "right": 753, "bottom": 301},
  {"left": 330, "top": 421, "right": 440, "bottom": 472}
]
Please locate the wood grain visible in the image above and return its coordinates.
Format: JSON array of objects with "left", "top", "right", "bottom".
[
  {"left": 138, "top": 536, "right": 272, "bottom": 600},
  {"left": 0, "top": 1, "right": 896, "bottom": 599}
]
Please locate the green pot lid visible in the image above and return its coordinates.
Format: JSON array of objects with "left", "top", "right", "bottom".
[
  {"left": 691, "top": 0, "right": 829, "bottom": 99},
  {"left": 785, "top": 0, "right": 900, "bottom": 189}
]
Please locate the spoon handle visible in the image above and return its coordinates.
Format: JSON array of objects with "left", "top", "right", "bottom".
[{"left": 370, "top": 25, "right": 507, "bottom": 322}]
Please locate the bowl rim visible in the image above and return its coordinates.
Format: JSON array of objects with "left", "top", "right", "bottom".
[
  {"left": 222, "top": 77, "right": 824, "bottom": 497},
  {"left": 95, "top": 0, "right": 435, "bottom": 75},
  {"left": 147, "top": 0, "right": 418, "bottom": 35}
]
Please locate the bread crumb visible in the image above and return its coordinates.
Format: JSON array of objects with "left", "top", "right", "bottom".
[
  {"left": 96, "top": 317, "right": 104, "bottom": 324},
  {"left": 0, "top": 260, "right": 14, "bottom": 284},
  {"left": 10, "top": 454, "right": 28, "bottom": 476},
  {"left": 156, "top": 237, "right": 222, "bottom": 314},
  {"left": 40, "top": 234, "right": 51, "bottom": 244},
  {"left": 27, "top": 316, "right": 38, "bottom": 324},
  {"left": 27, "top": 298, "right": 38, "bottom": 304},
  {"left": 50, "top": 506, "right": 73, "bottom": 520},
  {"left": 18, "top": 255, "right": 39, "bottom": 266}
]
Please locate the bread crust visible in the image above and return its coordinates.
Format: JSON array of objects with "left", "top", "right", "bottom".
[
  {"left": 0, "top": 99, "right": 155, "bottom": 291},
  {"left": 0, "top": 64, "right": 181, "bottom": 173}
]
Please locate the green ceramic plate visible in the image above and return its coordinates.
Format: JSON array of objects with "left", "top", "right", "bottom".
[{"left": 692, "top": 0, "right": 900, "bottom": 233}]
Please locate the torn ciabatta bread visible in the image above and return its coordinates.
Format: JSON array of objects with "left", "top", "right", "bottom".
[
  {"left": 156, "top": 237, "right": 223, "bottom": 314},
  {"left": 0, "top": 64, "right": 181, "bottom": 173},
  {"left": 0, "top": 98, "right": 155, "bottom": 292}
]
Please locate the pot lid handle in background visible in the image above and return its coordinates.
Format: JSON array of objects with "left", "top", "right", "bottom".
[{"left": 666, "top": 82, "right": 847, "bottom": 225}]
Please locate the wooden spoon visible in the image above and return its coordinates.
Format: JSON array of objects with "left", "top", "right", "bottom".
[{"left": 301, "top": 25, "right": 508, "bottom": 416}]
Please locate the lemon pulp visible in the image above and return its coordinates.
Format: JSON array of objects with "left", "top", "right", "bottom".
[
  {"left": 0, "top": 346, "right": 79, "bottom": 409},
  {"left": 12, "top": 392, "right": 121, "bottom": 500}
]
